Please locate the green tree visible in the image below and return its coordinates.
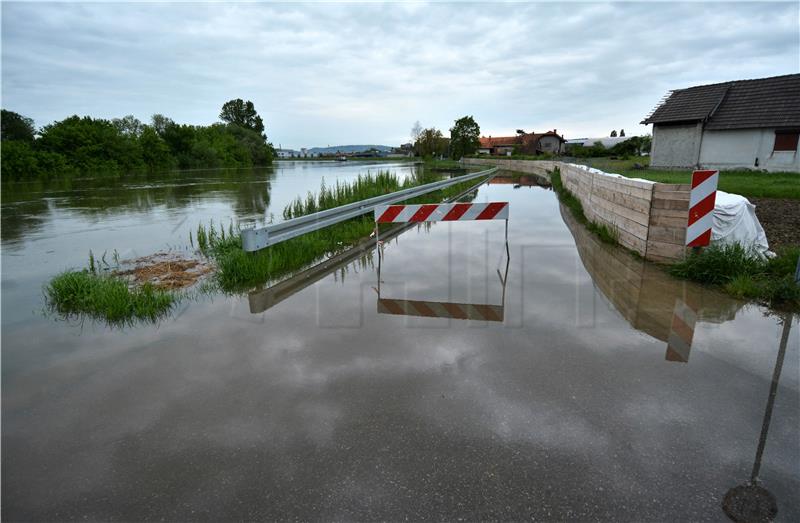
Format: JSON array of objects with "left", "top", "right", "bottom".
[
  {"left": 38, "top": 115, "right": 144, "bottom": 174},
  {"left": 139, "top": 126, "right": 174, "bottom": 171},
  {"left": 449, "top": 115, "right": 481, "bottom": 159},
  {"left": 112, "top": 115, "right": 144, "bottom": 137},
  {"left": 1, "top": 140, "right": 74, "bottom": 180},
  {"left": 416, "top": 128, "right": 448, "bottom": 158},
  {"left": 225, "top": 124, "right": 274, "bottom": 165},
  {"left": 1, "top": 109, "right": 35, "bottom": 142},
  {"left": 219, "top": 99, "right": 265, "bottom": 134},
  {"left": 151, "top": 114, "right": 174, "bottom": 137}
]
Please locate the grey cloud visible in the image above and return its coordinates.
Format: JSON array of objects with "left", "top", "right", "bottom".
[{"left": 2, "top": 2, "right": 797, "bottom": 147}]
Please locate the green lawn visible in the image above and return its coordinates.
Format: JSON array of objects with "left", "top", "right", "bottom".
[{"left": 569, "top": 157, "right": 800, "bottom": 199}]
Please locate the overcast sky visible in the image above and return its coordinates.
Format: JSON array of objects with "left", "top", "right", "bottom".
[{"left": 2, "top": 1, "right": 798, "bottom": 149}]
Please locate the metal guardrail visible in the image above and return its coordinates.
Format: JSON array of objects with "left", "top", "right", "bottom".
[{"left": 241, "top": 167, "right": 498, "bottom": 251}]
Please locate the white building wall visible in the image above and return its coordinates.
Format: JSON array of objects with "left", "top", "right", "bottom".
[
  {"left": 538, "top": 136, "right": 562, "bottom": 153},
  {"left": 650, "top": 123, "right": 703, "bottom": 168},
  {"left": 698, "top": 129, "right": 799, "bottom": 172}
]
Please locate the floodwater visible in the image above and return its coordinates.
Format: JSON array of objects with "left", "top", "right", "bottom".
[{"left": 2, "top": 162, "right": 798, "bottom": 521}]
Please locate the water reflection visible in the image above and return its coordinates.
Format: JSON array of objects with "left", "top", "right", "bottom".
[
  {"left": 723, "top": 314, "right": 794, "bottom": 522},
  {"left": 375, "top": 239, "right": 509, "bottom": 322},
  {"left": 489, "top": 173, "right": 551, "bottom": 189},
  {"left": 559, "top": 202, "right": 744, "bottom": 363},
  {"left": 1, "top": 168, "right": 275, "bottom": 245}
]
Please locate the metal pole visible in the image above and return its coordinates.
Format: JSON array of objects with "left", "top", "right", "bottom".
[
  {"left": 751, "top": 314, "right": 792, "bottom": 482},
  {"left": 375, "top": 224, "right": 380, "bottom": 260},
  {"left": 794, "top": 254, "right": 799, "bottom": 284}
]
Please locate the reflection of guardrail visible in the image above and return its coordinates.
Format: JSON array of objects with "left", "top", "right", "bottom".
[{"left": 241, "top": 167, "right": 498, "bottom": 252}]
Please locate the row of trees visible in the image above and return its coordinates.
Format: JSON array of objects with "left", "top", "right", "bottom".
[
  {"left": 569, "top": 135, "right": 652, "bottom": 158},
  {"left": 411, "top": 115, "right": 482, "bottom": 159},
  {"left": 1, "top": 99, "right": 274, "bottom": 180}
]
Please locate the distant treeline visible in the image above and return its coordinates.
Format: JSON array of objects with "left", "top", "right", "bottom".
[
  {"left": 1, "top": 99, "right": 274, "bottom": 180},
  {"left": 568, "top": 135, "right": 652, "bottom": 158}
]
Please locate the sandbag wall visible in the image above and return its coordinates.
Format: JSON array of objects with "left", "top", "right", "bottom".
[{"left": 462, "top": 158, "right": 690, "bottom": 262}]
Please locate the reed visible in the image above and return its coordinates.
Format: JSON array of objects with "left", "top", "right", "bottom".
[{"left": 45, "top": 270, "right": 176, "bottom": 326}]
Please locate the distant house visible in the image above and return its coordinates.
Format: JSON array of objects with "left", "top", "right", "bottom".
[
  {"left": 276, "top": 148, "right": 298, "bottom": 158},
  {"left": 478, "top": 130, "right": 564, "bottom": 156},
  {"left": 642, "top": 74, "right": 800, "bottom": 172}
]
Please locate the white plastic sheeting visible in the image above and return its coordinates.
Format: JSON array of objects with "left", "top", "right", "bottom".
[{"left": 711, "top": 191, "right": 770, "bottom": 257}]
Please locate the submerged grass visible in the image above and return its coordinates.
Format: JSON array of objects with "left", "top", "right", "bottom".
[
  {"left": 45, "top": 270, "right": 176, "bottom": 326},
  {"left": 670, "top": 244, "right": 800, "bottom": 310},
  {"left": 202, "top": 170, "right": 484, "bottom": 291},
  {"left": 45, "top": 168, "right": 489, "bottom": 323}
]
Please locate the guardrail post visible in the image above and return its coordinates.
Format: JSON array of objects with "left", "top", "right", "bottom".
[{"left": 241, "top": 228, "right": 268, "bottom": 252}]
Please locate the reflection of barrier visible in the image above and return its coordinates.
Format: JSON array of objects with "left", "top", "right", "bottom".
[
  {"left": 665, "top": 298, "right": 698, "bottom": 363},
  {"left": 560, "top": 202, "right": 743, "bottom": 361},
  {"left": 378, "top": 299, "right": 504, "bottom": 322},
  {"left": 375, "top": 238, "right": 510, "bottom": 323}
]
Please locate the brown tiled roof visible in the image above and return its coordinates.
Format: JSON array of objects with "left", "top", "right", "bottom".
[
  {"left": 642, "top": 74, "right": 800, "bottom": 130},
  {"left": 479, "top": 136, "right": 518, "bottom": 147}
]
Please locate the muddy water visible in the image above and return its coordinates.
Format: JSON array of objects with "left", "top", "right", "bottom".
[{"left": 2, "top": 165, "right": 798, "bottom": 520}]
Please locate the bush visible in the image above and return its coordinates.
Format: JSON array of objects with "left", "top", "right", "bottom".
[
  {"left": 669, "top": 244, "right": 763, "bottom": 285},
  {"left": 671, "top": 243, "right": 799, "bottom": 310}
]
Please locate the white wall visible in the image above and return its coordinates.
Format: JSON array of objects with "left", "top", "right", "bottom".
[
  {"left": 538, "top": 135, "right": 562, "bottom": 153},
  {"left": 698, "top": 129, "right": 799, "bottom": 172},
  {"left": 650, "top": 123, "right": 702, "bottom": 168}
]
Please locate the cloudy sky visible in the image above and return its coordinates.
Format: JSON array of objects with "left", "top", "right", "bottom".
[{"left": 2, "top": 1, "right": 798, "bottom": 148}]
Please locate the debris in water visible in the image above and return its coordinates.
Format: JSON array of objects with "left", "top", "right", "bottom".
[{"left": 115, "top": 252, "right": 213, "bottom": 290}]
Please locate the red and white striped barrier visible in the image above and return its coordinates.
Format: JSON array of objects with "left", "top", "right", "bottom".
[
  {"left": 665, "top": 297, "right": 698, "bottom": 363},
  {"left": 378, "top": 298, "right": 504, "bottom": 322},
  {"left": 374, "top": 202, "right": 509, "bottom": 223},
  {"left": 685, "top": 169, "right": 719, "bottom": 247}
]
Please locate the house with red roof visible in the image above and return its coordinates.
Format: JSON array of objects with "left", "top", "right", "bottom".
[{"left": 478, "top": 130, "right": 564, "bottom": 156}]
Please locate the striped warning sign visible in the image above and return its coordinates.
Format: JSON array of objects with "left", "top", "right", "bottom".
[
  {"left": 685, "top": 169, "right": 719, "bottom": 247},
  {"left": 377, "top": 298, "right": 504, "bottom": 322},
  {"left": 374, "top": 202, "right": 509, "bottom": 223},
  {"left": 665, "top": 298, "right": 698, "bottom": 363}
]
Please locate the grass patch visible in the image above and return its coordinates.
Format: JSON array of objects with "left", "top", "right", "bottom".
[
  {"left": 670, "top": 244, "right": 799, "bottom": 310},
  {"left": 570, "top": 156, "right": 800, "bottom": 199},
  {"left": 423, "top": 158, "right": 467, "bottom": 171},
  {"left": 45, "top": 270, "right": 176, "bottom": 326},
  {"left": 201, "top": 170, "right": 484, "bottom": 291}
]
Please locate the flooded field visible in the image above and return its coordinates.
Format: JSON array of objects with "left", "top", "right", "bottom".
[{"left": 2, "top": 162, "right": 798, "bottom": 520}]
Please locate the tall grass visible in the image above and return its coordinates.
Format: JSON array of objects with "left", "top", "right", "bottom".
[
  {"left": 670, "top": 244, "right": 799, "bottom": 309},
  {"left": 284, "top": 172, "right": 404, "bottom": 219},
  {"left": 202, "top": 170, "right": 484, "bottom": 291},
  {"left": 45, "top": 270, "right": 176, "bottom": 326}
]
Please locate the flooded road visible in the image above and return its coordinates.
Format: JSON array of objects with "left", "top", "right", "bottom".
[{"left": 2, "top": 163, "right": 798, "bottom": 520}]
